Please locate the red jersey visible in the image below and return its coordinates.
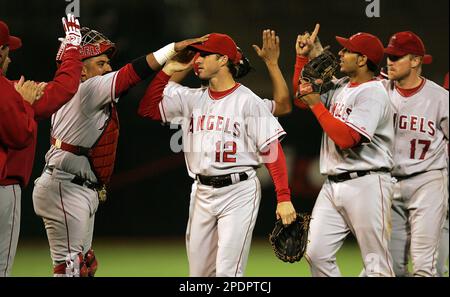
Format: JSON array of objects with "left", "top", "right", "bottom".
[
  {"left": 0, "top": 74, "right": 35, "bottom": 179},
  {"left": 0, "top": 48, "right": 82, "bottom": 186}
]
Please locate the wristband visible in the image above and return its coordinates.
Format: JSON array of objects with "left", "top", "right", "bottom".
[{"left": 153, "top": 42, "right": 176, "bottom": 65}]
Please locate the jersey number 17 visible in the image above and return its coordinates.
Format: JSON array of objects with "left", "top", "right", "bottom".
[{"left": 409, "top": 138, "right": 431, "bottom": 160}]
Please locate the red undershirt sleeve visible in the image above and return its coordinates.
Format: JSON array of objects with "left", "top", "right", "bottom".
[
  {"left": 292, "top": 55, "right": 309, "bottom": 109},
  {"left": 264, "top": 141, "right": 291, "bottom": 203},
  {"left": 137, "top": 70, "right": 170, "bottom": 121},
  {"left": 33, "top": 48, "right": 82, "bottom": 121},
  {"left": 311, "top": 102, "right": 362, "bottom": 149},
  {"left": 114, "top": 63, "right": 142, "bottom": 97}
]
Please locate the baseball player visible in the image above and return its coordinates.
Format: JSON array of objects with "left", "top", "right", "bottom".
[
  {"left": 0, "top": 20, "right": 35, "bottom": 180},
  {"left": 32, "top": 25, "right": 206, "bottom": 277},
  {"left": 168, "top": 41, "right": 293, "bottom": 274},
  {"left": 138, "top": 30, "right": 296, "bottom": 276},
  {"left": 436, "top": 71, "right": 449, "bottom": 277},
  {"left": 0, "top": 15, "right": 82, "bottom": 277},
  {"left": 381, "top": 32, "right": 449, "bottom": 277},
  {"left": 295, "top": 26, "right": 395, "bottom": 277}
]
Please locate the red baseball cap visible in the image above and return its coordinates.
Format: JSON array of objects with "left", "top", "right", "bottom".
[
  {"left": 384, "top": 31, "right": 432, "bottom": 64},
  {"left": 189, "top": 33, "right": 242, "bottom": 64},
  {"left": 0, "top": 21, "right": 22, "bottom": 51},
  {"left": 336, "top": 32, "right": 384, "bottom": 65}
]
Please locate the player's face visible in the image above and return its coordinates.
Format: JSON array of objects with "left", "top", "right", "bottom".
[
  {"left": 338, "top": 48, "right": 360, "bottom": 75},
  {"left": 0, "top": 45, "right": 10, "bottom": 75},
  {"left": 194, "top": 53, "right": 222, "bottom": 80},
  {"left": 387, "top": 54, "right": 419, "bottom": 81},
  {"left": 81, "top": 54, "right": 112, "bottom": 82},
  {"left": 1, "top": 56, "right": 11, "bottom": 75}
]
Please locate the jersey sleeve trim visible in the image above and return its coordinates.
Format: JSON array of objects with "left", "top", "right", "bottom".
[
  {"left": 110, "top": 71, "right": 119, "bottom": 103},
  {"left": 259, "top": 130, "right": 287, "bottom": 151},
  {"left": 346, "top": 121, "right": 371, "bottom": 142},
  {"left": 159, "top": 100, "right": 168, "bottom": 123}
]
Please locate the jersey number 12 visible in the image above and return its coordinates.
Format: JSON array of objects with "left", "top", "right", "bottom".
[{"left": 216, "top": 141, "right": 237, "bottom": 163}]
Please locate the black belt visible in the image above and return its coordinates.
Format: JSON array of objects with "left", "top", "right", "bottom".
[
  {"left": 196, "top": 172, "right": 248, "bottom": 188},
  {"left": 393, "top": 171, "right": 425, "bottom": 181},
  {"left": 328, "top": 169, "right": 389, "bottom": 183},
  {"left": 44, "top": 166, "right": 100, "bottom": 191}
]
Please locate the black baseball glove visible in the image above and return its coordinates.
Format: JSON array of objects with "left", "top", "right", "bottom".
[
  {"left": 269, "top": 213, "right": 311, "bottom": 263},
  {"left": 297, "top": 50, "right": 339, "bottom": 98}
]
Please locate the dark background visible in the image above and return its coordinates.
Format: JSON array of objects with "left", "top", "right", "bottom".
[{"left": 2, "top": 0, "right": 448, "bottom": 238}]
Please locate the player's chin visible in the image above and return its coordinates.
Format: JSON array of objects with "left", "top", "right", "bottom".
[
  {"left": 387, "top": 71, "right": 400, "bottom": 81},
  {"left": 198, "top": 72, "right": 209, "bottom": 80}
]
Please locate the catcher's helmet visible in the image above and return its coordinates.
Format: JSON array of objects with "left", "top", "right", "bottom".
[{"left": 56, "top": 27, "right": 116, "bottom": 62}]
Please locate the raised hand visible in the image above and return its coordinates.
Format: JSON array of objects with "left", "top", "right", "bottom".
[
  {"left": 162, "top": 58, "right": 195, "bottom": 76},
  {"left": 296, "top": 23, "right": 321, "bottom": 58},
  {"left": 56, "top": 13, "right": 82, "bottom": 62},
  {"left": 253, "top": 29, "right": 280, "bottom": 66},
  {"left": 174, "top": 35, "right": 209, "bottom": 52},
  {"left": 62, "top": 13, "right": 81, "bottom": 49}
]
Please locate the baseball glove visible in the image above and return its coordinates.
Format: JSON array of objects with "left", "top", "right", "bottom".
[
  {"left": 297, "top": 50, "right": 339, "bottom": 98},
  {"left": 269, "top": 213, "right": 311, "bottom": 263}
]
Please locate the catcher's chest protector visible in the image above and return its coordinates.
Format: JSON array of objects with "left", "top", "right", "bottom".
[{"left": 89, "top": 104, "right": 119, "bottom": 185}]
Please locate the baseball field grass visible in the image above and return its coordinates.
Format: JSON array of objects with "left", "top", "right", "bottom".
[{"left": 11, "top": 237, "right": 368, "bottom": 277}]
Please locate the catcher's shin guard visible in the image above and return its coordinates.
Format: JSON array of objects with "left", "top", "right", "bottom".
[
  {"left": 53, "top": 252, "right": 89, "bottom": 277},
  {"left": 84, "top": 249, "right": 98, "bottom": 277}
]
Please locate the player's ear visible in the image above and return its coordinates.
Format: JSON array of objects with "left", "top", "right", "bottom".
[
  {"left": 220, "top": 55, "right": 228, "bottom": 66},
  {"left": 358, "top": 55, "right": 368, "bottom": 68},
  {"left": 81, "top": 64, "right": 88, "bottom": 81},
  {"left": 410, "top": 55, "right": 421, "bottom": 69}
]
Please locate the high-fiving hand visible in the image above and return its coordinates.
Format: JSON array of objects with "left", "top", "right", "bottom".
[
  {"left": 62, "top": 13, "right": 82, "bottom": 49},
  {"left": 174, "top": 35, "right": 209, "bottom": 52},
  {"left": 14, "top": 76, "right": 47, "bottom": 105},
  {"left": 56, "top": 13, "right": 82, "bottom": 62},
  {"left": 253, "top": 29, "right": 280, "bottom": 66}
]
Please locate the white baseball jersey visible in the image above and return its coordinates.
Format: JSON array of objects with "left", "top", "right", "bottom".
[
  {"left": 382, "top": 79, "right": 449, "bottom": 176},
  {"left": 159, "top": 82, "right": 285, "bottom": 177},
  {"left": 45, "top": 71, "right": 120, "bottom": 182},
  {"left": 319, "top": 77, "right": 395, "bottom": 175},
  {"left": 306, "top": 77, "right": 396, "bottom": 277},
  {"left": 382, "top": 78, "right": 449, "bottom": 276}
]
